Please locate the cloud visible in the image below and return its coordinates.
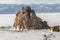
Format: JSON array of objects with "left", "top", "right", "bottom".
[
  {"left": 0, "top": 0, "right": 60, "bottom": 4},
  {"left": 0, "top": 0, "right": 31, "bottom": 4}
]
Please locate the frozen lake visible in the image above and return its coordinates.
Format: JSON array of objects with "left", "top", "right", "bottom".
[{"left": 0, "top": 13, "right": 60, "bottom": 26}]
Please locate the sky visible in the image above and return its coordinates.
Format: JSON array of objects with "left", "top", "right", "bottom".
[{"left": 0, "top": 0, "right": 60, "bottom": 4}]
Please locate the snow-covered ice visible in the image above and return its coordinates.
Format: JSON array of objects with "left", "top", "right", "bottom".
[{"left": 0, "top": 30, "right": 60, "bottom": 40}]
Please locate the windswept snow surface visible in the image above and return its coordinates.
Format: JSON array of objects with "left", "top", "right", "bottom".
[{"left": 0, "top": 30, "right": 60, "bottom": 40}]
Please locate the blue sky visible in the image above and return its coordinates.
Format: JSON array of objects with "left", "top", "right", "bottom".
[{"left": 0, "top": 0, "right": 60, "bottom": 4}]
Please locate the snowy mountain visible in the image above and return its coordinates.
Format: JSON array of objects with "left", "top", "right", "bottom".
[{"left": 0, "top": 4, "right": 60, "bottom": 14}]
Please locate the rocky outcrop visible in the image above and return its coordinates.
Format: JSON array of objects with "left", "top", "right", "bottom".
[
  {"left": 49, "top": 26, "right": 60, "bottom": 32},
  {"left": 13, "top": 6, "right": 49, "bottom": 31}
]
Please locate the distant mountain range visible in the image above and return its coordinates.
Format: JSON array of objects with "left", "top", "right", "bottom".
[{"left": 0, "top": 4, "right": 60, "bottom": 14}]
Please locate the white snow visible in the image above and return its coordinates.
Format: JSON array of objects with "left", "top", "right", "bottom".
[
  {"left": 0, "top": 30, "right": 59, "bottom": 40},
  {"left": 36, "top": 13, "right": 60, "bottom": 26},
  {"left": 0, "top": 14, "right": 15, "bottom": 26}
]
